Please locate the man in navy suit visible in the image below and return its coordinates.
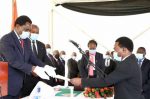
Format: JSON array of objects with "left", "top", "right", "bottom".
[
  {"left": 71, "top": 37, "right": 144, "bottom": 99},
  {"left": 136, "top": 47, "right": 150, "bottom": 99},
  {"left": 0, "top": 15, "right": 56, "bottom": 99}
]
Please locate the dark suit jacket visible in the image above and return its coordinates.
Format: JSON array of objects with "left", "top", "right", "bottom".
[
  {"left": 54, "top": 58, "right": 65, "bottom": 76},
  {"left": 36, "top": 40, "right": 53, "bottom": 66},
  {"left": 0, "top": 31, "right": 45, "bottom": 96},
  {"left": 78, "top": 52, "right": 104, "bottom": 78},
  {"left": 82, "top": 54, "right": 144, "bottom": 99},
  {"left": 141, "top": 58, "right": 150, "bottom": 99},
  {"left": 67, "top": 58, "right": 79, "bottom": 79}
]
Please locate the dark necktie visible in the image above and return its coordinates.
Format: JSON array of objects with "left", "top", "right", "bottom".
[{"left": 32, "top": 41, "right": 37, "bottom": 56}]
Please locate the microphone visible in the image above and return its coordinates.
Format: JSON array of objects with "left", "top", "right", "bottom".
[
  {"left": 69, "top": 40, "right": 85, "bottom": 55},
  {"left": 69, "top": 40, "right": 79, "bottom": 48}
]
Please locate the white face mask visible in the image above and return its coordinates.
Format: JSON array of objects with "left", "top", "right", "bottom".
[
  {"left": 135, "top": 53, "right": 144, "bottom": 60},
  {"left": 20, "top": 31, "right": 30, "bottom": 39},
  {"left": 113, "top": 52, "right": 122, "bottom": 61},
  {"left": 30, "top": 33, "right": 39, "bottom": 41},
  {"left": 46, "top": 48, "right": 51, "bottom": 54},
  {"left": 72, "top": 56, "right": 76, "bottom": 60},
  {"left": 89, "top": 49, "right": 96, "bottom": 54},
  {"left": 61, "top": 55, "right": 66, "bottom": 59},
  {"left": 105, "top": 55, "right": 110, "bottom": 59}
]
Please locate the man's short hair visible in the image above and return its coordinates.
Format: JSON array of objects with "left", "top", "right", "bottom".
[
  {"left": 115, "top": 37, "right": 133, "bottom": 52},
  {"left": 88, "top": 40, "right": 97, "bottom": 47},
  {"left": 15, "top": 15, "right": 32, "bottom": 26},
  {"left": 138, "top": 47, "right": 146, "bottom": 51},
  {"left": 32, "top": 24, "right": 39, "bottom": 29},
  {"left": 137, "top": 47, "right": 146, "bottom": 54}
]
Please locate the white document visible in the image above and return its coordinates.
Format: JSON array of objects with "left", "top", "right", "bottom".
[{"left": 55, "top": 75, "right": 71, "bottom": 82}]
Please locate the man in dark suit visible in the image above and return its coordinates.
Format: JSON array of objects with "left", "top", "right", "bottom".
[
  {"left": 51, "top": 50, "right": 65, "bottom": 85},
  {"left": 45, "top": 44, "right": 56, "bottom": 65},
  {"left": 104, "top": 51, "right": 117, "bottom": 75},
  {"left": 67, "top": 52, "right": 79, "bottom": 79},
  {"left": 52, "top": 50, "right": 65, "bottom": 77},
  {"left": 20, "top": 24, "right": 55, "bottom": 97},
  {"left": 136, "top": 47, "right": 150, "bottom": 99},
  {"left": 78, "top": 40, "right": 105, "bottom": 78},
  {"left": 59, "top": 50, "right": 66, "bottom": 66},
  {"left": 0, "top": 15, "right": 56, "bottom": 99},
  {"left": 71, "top": 37, "right": 144, "bottom": 99},
  {"left": 29, "top": 25, "right": 53, "bottom": 66}
]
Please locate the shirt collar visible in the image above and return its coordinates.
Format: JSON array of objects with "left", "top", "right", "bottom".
[
  {"left": 29, "top": 38, "right": 37, "bottom": 43},
  {"left": 122, "top": 54, "right": 131, "bottom": 61},
  {"left": 14, "top": 30, "right": 21, "bottom": 40}
]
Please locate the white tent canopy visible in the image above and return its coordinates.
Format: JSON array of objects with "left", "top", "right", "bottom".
[{"left": 53, "top": 0, "right": 119, "bottom": 5}]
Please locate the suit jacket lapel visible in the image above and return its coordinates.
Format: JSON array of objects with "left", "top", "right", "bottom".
[
  {"left": 23, "top": 39, "right": 29, "bottom": 61},
  {"left": 11, "top": 32, "right": 24, "bottom": 54},
  {"left": 36, "top": 41, "right": 40, "bottom": 57},
  {"left": 141, "top": 59, "right": 147, "bottom": 71},
  {"left": 95, "top": 52, "right": 98, "bottom": 67}
]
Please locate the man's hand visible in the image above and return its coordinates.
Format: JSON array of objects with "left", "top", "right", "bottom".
[
  {"left": 33, "top": 66, "right": 49, "bottom": 80},
  {"left": 70, "top": 78, "right": 82, "bottom": 86},
  {"left": 44, "top": 65, "right": 56, "bottom": 78}
]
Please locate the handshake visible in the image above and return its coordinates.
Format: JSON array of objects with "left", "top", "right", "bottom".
[{"left": 33, "top": 65, "right": 56, "bottom": 80}]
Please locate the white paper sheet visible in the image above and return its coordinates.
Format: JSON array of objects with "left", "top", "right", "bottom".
[{"left": 55, "top": 75, "right": 71, "bottom": 82}]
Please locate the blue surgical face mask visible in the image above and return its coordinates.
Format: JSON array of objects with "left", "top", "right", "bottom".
[
  {"left": 113, "top": 52, "right": 122, "bottom": 61},
  {"left": 89, "top": 49, "right": 96, "bottom": 54},
  {"left": 20, "top": 31, "right": 30, "bottom": 39},
  {"left": 135, "top": 53, "right": 144, "bottom": 60},
  {"left": 30, "top": 33, "right": 39, "bottom": 41}
]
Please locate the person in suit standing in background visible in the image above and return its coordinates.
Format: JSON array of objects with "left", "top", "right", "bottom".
[
  {"left": 0, "top": 15, "right": 56, "bottom": 99},
  {"left": 136, "top": 47, "right": 150, "bottom": 99},
  {"left": 59, "top": 50, "right": 66, "bottom": 66},
  {"left": 78, "top": 40, "right": 105, "bottom": 78},
  {"left": 45, "top": 44, "right": 55, "bottom": 65},
  {"left": 104, "top": 51, "right": 117, "bottom": 75},
  {"left": 29, "top": 25, "right": 53, "bottom": 66},
  {"left": 20, "top": 24, "right": 55, "bottom": 97},
  {"left": 67, "top": 52, "right": 79, "bottom": 79},
  {"left": 71, "top": 37, "right": 144, "bottom": 99},
  {"left": 52, "top": 50, "right": 65, "bottom": 85}
]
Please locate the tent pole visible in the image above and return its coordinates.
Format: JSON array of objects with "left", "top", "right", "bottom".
[{"left": 49, "top": 1, "right": 55, "bottom": 51}]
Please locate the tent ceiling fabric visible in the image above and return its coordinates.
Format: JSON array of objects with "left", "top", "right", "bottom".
[{"left": 58, "top": 0, "right": 150, "bottom": 16}]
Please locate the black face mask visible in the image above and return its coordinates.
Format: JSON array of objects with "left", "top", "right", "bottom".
[{"left": 55, "top": 54, "right": 59, "bottom": 59}]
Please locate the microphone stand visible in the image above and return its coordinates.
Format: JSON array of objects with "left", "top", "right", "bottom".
[{"left": 77, "top": 47, "right": 107, "bottom": 78}]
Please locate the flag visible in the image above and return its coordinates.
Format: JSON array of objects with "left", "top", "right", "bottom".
[{"left": 11, "top": 0, "right": 18, "bottom": 30}]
